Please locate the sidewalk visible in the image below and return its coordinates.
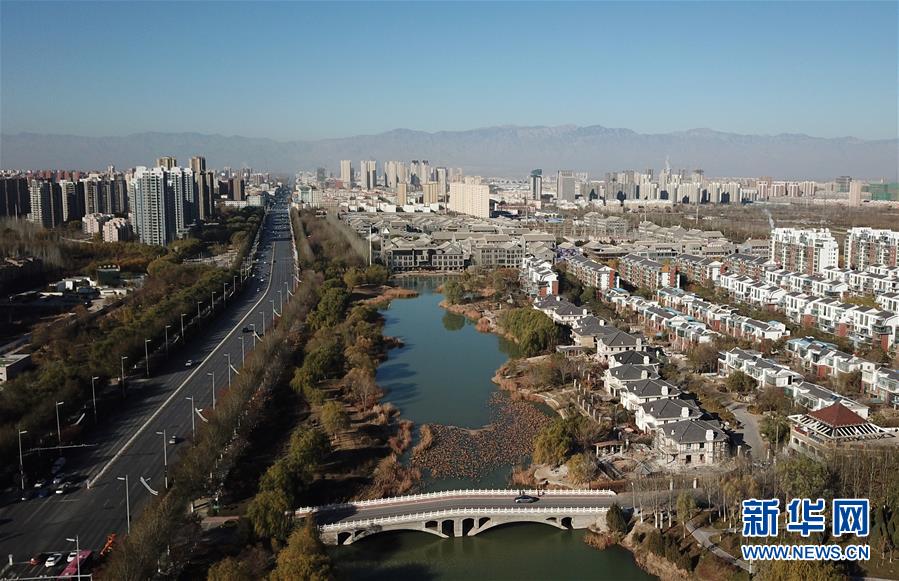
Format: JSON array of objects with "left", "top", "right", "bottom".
[{"left": 687, "top": 521, "right": 752, "bottom": 572}]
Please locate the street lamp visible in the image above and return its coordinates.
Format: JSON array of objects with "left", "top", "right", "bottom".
[
  {"left": 269, "top": 299, "right": 276, "bottom": 320},
  {"left": 117, "top": 476, "right": 131, "bottom": 533},
  {"left": 144, "top": 338, "right": 151, "bottom": 376},
  {"left": 91, "top": 376, "right": 99, "bottom": 423},
  {"left": 180, "top": 313, "right": 186, "bottom": 341},
  {"left": 239, "top": 336, "right": 245, "bottom": 363},
  {"left": 186, "top": 396, "right": 196, "bottom": 440},
  {"left": 120, "top": 356, "right": 128, "bottom": 397},
  {"left": 259, "top": 312, "right": 265, "bottom": 335},
  {"left": 155, "top": 429, "right": 168, "bottom": 489},
  {"left": 55, "top": 401, "right": 64, "bottom": 450},
  {"left": 278, "top": 289, "right": 283, "bottom": 313},
  {"left": 223, "top": 282, "right": 228, "bottom": 305},
  {"left": 17, "top": 428, "right": 27, "bottom": 491},
  {"left": 249, "top": 324, "right": 257, "bottom": 348},
  {"left": 211, "top": 291, "right": 216, "bottom": 310},
  {"left": 65, "top": 536, "right": 80, "bottom": 579},
  {"left": 225, "top": 353, "right": 232, "bottom": 388},
  {"left": 207, "top": 372, "right": 216, "bottom": 410},
  {"left": 164, "top": 325, "right": 171, "bottom": 353},
  {"left": 197, "top": 300, "right": 202, "bottom": 320}
]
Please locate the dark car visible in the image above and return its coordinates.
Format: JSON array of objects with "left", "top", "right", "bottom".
[
  {"left": 514, "top": 494, "right": 539, "bottom": 504},
  {"left": 242, "top": 326, "right": 252, "bottom": 333}
]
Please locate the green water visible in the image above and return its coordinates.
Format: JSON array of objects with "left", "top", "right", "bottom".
[{"left": 333, "top": 279, "right": 655, "bottom": 580}]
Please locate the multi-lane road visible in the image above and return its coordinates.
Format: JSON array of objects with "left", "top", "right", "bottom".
[{"left": 0, "top": 191, "right": 298, "bottom": 561}]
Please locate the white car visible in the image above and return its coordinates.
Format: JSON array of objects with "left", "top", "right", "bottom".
[
  {"left": 185, "top": 359, "right": 194, "bottom": 367},
  {"left": 44, "top": 553, "right": 63, "bottom": 567},
  {"left": 66, "top": 551, "right": 77, "bottom": 563}
]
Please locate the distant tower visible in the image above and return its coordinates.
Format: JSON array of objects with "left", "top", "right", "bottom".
[
  {"left": 529, "top": 169, "right": 543, "bottom": 201},
  {"left": 156, "top": 156, "right": 177, "bottom": 169}
]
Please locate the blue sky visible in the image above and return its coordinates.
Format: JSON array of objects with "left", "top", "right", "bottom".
[{"left": 1, "top": 1, "right": 896, "bottom": 141}]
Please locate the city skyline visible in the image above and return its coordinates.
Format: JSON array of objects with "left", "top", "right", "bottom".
[{"left": 1, "top": 1, "right": 897, "bottom": 142}]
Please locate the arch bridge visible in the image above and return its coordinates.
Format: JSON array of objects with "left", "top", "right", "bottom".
[{"left": 296, "top": 489, "right": 618, "bottom": 545}]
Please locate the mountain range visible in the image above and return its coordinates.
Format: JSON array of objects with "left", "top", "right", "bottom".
[{"left": 2, "top": 125, "right": 896, "bottom": 180}]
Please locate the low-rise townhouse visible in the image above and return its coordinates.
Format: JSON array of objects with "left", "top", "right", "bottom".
[
  {"left": 675, "top": 254, "right": 724, "bottom": 285},
  {"left": 654, "top": 418, "right": 730, "bottom": 467},
  {"left": 865, "top": 367, "right": 899, "bottom": 407},
  {"left": 520, "top": 255, "right": 559, "bottom": 297},
  {"left": 565, "top": 254, "right": 616, "bottom": 291},
  {"left": 718, "top": 348, "right": 802, "bottom": 389},
  {"left": 532, "top": 295, "right": 590, "bottom": 325},
  {"left": 618, "top": 377, "right": 682, "bottom": 411},
  {"left": 784, "top": 380, "right": 869, "bottom": 419},
  {"left": 604, "top": 364, "right": 660, "bottom": 398},
  {"left": 595, "top": 328, "right": 644, "bottom": 361},
  {"left": 618, "top": 254, "right": 678, "bottom": 291},
  {"left": 877, "top": 292, "right": 899, "bottom": 314},
  {"left": 609, "top": 349, "right": 660, "bottom": 369},
  {"left": 636, "top": 398, "right": 703, "bottom": 432},
  {"left": 570, "top": 316, "right": 608, "bottom": 348},
  {"left": 723, "top": 253, "right": 770, "bottom": 280}
]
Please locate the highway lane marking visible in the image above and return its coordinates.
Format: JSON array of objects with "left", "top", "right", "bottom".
[{"left": 87, "top": 213, "right": 287, "bottom": 489}]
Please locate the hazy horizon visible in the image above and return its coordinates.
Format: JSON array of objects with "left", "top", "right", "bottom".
[{"left": 2, "top": 1, "right": 897, "bottom": 142}]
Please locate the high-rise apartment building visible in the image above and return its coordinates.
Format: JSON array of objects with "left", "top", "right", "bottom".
[
  {"left": 396, "top": 183, "right": 408, "bottom": 206},
  {"left": 845, "top": 227, "right": 899, "bottom": 269},
  {"left": 169, "top": 167, "right": 196, "bottom": 234},
  {"left": 0, "top": 176, "right": 29, "bottom": 217},
  {"left": 190, "top": 156, "right": 206, "bottom": 175},
  {"left": 360, "top": 160, "right": 377, "bottom": 190},
  {"left": 230, "top": 176, "right": 245, "bottom": 201},
  {"left": 157, "top": 156, "right": 177, "bottom": 169},
  {"left": 836, "top": 176, "right": 852, "bottom": 193},
  {"left": 28, "top": 179, "right": 63, "bottom": 228},
  {"left": 556, "top": 170, "right": 576, "bottom": 202},
  {"left": 529, "top": 170, "right": 543, "bottom": 201},
  {"left": 422, "top": 182, "right": 441, "bottom": 205},
  {"left": 58, "top": 180, "right": 82, "bottom": 223},
  {"left": 449, "top": 182, "right": 490, "bottom": 218},
  {"left": 849, "top": 181, "right": 864, "bottom": 207},
  {"left": 340, "top": 160, "right": 353, "bottom": 188},
  {"left": 436, "top": 167, "right": 448, "bottom": 197},
  {"left": 132, "top": 166, "right": 176, "bottom": 246},
  {"left": 770, "top": 228, "right": 839, "bottom": 275}
]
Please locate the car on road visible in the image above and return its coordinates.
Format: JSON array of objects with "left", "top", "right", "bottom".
[
  {"left": 514, "top": 494, "right": 539, "bottom": 504},
  {"left": 55, "top": 481, "right": 73, "bottom": 494},
  {"left": 242, "top": 326, "right": 252, "bottom": 333},
  {"left": 44, "top": 553, "right": 63, "bottom": 567},
  {"left": 33, "top": 478, "right": 47, "bottom": 489},
  {"left": 168, "top": 435, "right": 179, "bottom": 445},
  {"left": 185, "top": 359, "right": 194, "bottom": 367},
  {"left": 66, "top": 551, "right": 77, "bottom": 563},
  {"left": 51, "top": 474, "right": 66, "bottom": 486}
]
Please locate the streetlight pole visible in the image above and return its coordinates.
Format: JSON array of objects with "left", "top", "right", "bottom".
[
  {"left": 278, "top": 289, "right": 283, "bottom": 312},
  {"left": 120, "top": 356, "right": 128, "bottom": 397},
  {"left": 197, "top": 300, "right": 202, "bottom": 320},
  {"left": 186, "top": 396, "right": 196, "bottom": 440},
  {"left": 117, "top": 476, "right": 131, "bottom": 533},
  {"left": 180, "top": 313, "right": 186, "bottom": 341},
  {"left": 225, "top": 353, "right": 232, "bottom": 388},
  {"left": 260, "top": 312, "right": 265, "bottom": 335},
  {"left": 223, "top": 282, "right": 227, "bottom": 305},
  {"left": 55, "top": 401, "right": 64, "bottom": 450},
  {"left": 65, "top": 536, "right": 80, "bottom": 579},
  {"left": 155, "top": 429, "right": 168, "bottom": 489},
  {"left": 211, "top": 291, "right": 216, "bottom": 310},
  {"left": 250, "top": 324, "right": 256, "bottom": 348},
  {"left": 270, "top": 299, "right": 276, "bottom": 321},
  {"left": 164, "top": 325, "right": 171, "bottom": 354},
  {"left": 144, "top": 338, "right": 151, "bottom": 377},
  {"left": 239, "top": 336, "right": 245, "bottom": 363},
  {"left": 17, "top": 428, "right": 27, "bottom": 491},
  {"left": 91, "top": 376, "right": 99, "bottom": 423},
  {"left": 207, "top": 372, "right": 216, "bottom": 410}
]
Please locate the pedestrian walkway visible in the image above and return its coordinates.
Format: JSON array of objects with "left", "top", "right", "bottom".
[{"left": 687, "top": 521, "right": 751, "bottom": 572}]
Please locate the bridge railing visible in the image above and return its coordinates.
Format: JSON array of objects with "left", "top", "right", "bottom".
[
  {"left": 318, "top": 506, "right": 610, "bottom": 531},
  {"left": 295, "top": 488, "right": 616, "bottom": 515}
]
